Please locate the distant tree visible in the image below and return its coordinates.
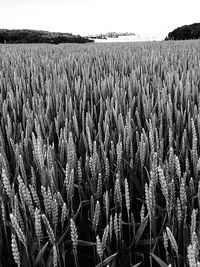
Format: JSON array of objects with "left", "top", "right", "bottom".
[
  {"left": 165, "top": 23, "right": 200, "bottom": 40},
  {"left": 0, "top": 35, "right": 5, "bottom": 43},
  {"left": 0, "top": 29, "right": 93, "bottom": 44}
]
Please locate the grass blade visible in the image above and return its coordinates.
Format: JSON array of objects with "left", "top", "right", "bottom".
[
  {"left": 33, "top": 241, "right": 49, "bottom": 267},
  {"left": 150, "top": 253, "right": 168, "bottom": 267}
]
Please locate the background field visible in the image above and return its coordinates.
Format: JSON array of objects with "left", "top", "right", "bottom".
[{"left": 0, "top": 41, "right": 200, "bottom": 267}]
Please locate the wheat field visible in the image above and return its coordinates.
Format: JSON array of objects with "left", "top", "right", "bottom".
[{"left": 0, "top": 41, "right": 200, "bottom": 267}]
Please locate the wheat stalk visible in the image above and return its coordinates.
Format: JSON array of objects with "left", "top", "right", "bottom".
[
  {"left": 96, "top": 235, "right": 103, "bottom": 261},
  {"left": 10, "top": 213, "right": 27, "bottom": 248},
  {"left": 35, "top": 208, "right": 43, "bottom": 241},
  {"left": 70, "top": 218, "right": 78, "bottom": 250},
  {"left": 93, "top": 200, "right": 100, "bottom": 231},
  {"left": 11, "top": 233, "right": 21, "bottom": 267},
  {"left": 166, "top": 227, "right": 178, "bottom": 258},
  {"left": 2, "top": 168, "right": 12, "bottom": 199},
  {"left": 53, "top": 244, "right": 58, "bottom": 267},
  {"left": 42, "top": 214, "right": 55, "bottom": 245}
]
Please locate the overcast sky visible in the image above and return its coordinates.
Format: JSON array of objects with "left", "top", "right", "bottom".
[{"left": 0, "top": 0, "right": 200, "bottom": 40}]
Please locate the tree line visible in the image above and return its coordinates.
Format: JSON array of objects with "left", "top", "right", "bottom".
[
  {"left": 0, "top": 29, "right": 93, "bottom": 44},
  {"left": 165, "top": 23, "right": 200, "bottom": 40}
]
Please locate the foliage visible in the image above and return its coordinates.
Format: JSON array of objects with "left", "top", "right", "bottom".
[
  {"left": 88, "top": 32, "right": 135, "bottom": 39},
  {"left": 165, "top": 23, "right": 200, "bottom": 40},
  {"left": 0, "top": 29, "right": 93, "bottom": 44}
]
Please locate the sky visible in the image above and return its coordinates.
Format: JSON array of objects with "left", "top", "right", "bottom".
[{"left": 0, "top": 0, "right": 200, "bottom": 40}]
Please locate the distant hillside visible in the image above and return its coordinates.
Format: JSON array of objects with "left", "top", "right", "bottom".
[
  {"left": 0, "top": 29, "right": 93, "bottom": 44},
  {"left": 165, "top": 23, "right": 200, "bottom": 40},
  {"left": 88, "top": 32, "right": 135, "bottom": 39}
]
